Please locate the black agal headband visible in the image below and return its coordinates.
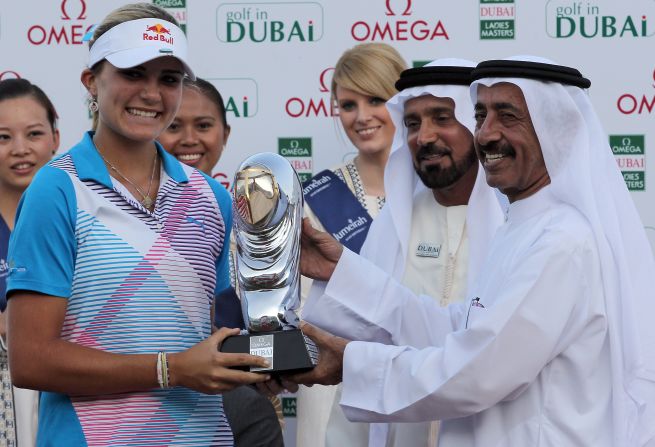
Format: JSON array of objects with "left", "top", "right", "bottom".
[
  {"left": 395, "top": 66, "right": 473, "bottom": 91},
  {"left": 471, "top": 60, "right": 591, "bottom": 89}
]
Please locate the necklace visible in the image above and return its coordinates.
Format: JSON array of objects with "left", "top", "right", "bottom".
[
  {"left": 441, "top": 211, "right": 466, "bottom": 307},
  {"left": 344, "top": 161, "right": 385, "bottom": 212},
  {"left": 98, "top": 147, "right": 158, "bottom": 209}
]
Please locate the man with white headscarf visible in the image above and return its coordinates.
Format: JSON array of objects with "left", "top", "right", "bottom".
[
  {"left": 299, "top": 59, "right": 504, "bottom": 446},
  {"left": 289, "top": 56, "right": 655, "bottom": 446}
]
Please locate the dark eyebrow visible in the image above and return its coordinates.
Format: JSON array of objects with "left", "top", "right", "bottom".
[
  {"left": 0, "top": 123, "right": 46, "bottom": 131},
  {"left": 493, "top": 102, "right": 522, "bottom": 113},
  {"left": 403, "top": 106, "right": 454, "bottom": 124},
  {"left": 27, "top": 123, "right": 47, "bottom": 129},
  {"left": 426, "top": 106, "right": 454, "bottom": 115},
  {"left": 162, "top": 69, "right": 184, "bottom": 76},
  {"left": 127, "top": 66, "right": 184, "bottom": 76},
  {"left": 402, "top": 111, "right": 419, "bottom": 122},
  {"left": 475, "top": 102, "right": 521, "bottom": 114}
]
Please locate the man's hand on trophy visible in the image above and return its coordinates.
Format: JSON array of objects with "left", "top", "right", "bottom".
[
  {"left": 256, "top": 322, "right": 348, "bottom": 396},
  {"left": 287, "top": 322, "right": 347, "bottom": 386},
  {"left": 300, "top": 218, "right": 344, "bottom": 281},
  {"left": 167, "top": 327, "right": 271, "bottom": 394}
]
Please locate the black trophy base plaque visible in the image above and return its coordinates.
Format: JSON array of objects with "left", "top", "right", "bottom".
[{"left": 220, "top": 329, "right": 318, "bottom": 374}]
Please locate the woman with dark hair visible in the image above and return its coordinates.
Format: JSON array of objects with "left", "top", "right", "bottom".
[
  {"left": 159, "top": 77, "right": 231, "bottom": 175},
  {"left": 5, "top": 3, "right": 268, "bottom": 445},
  {"left": 0, "top": 77, "right": 59, "bottom": 447}
]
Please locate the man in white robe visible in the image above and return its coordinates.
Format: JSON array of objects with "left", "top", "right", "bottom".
[
  {"left": 291, "top": 56, "right": 655, "bottom": 447},
  {"left": 301, "top": 60, "right": 505, "bottom": 446}
]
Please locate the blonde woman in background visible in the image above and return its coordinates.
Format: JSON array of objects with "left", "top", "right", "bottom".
[{"left": 297, "top": 42, "right": 406, "bottom": 447}]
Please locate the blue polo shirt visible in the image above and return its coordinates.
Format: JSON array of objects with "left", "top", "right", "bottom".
[{"left": 7, "top": 132, "right": 234, "bottom": 446}]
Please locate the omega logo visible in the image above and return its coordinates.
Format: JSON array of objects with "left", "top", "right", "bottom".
[
  {"left": 385, "top": 0, "right": 412, "bottom": 16},
  {"left": 60, "top": 0, "right": 87, "bottom": 21}
]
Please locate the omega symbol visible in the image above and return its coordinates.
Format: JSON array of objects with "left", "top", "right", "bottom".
[
  {"left": 385, "top": 0, "right": 412, "bottom": 16},
  {"left": 0, "top": 71, "right": 20, "bottom": 80},
  {"left": 61, "top": 0, "right": 87, "bottom": 21},
  {"left": 318, "top": 67, "right": 334, "bottom": 93}
]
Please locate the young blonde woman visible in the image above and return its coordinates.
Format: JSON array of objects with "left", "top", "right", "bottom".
[
  {"left": 0, "top": 78, "right": 59, "bottom": 447},
  {"left": 297, "top": 42, "right": 407, "bottom": 447},
  {"left": 6, "top": 4, "right": 268, "bottom": 446}
]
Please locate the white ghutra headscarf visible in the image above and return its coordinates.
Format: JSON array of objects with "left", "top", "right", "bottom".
[
  {"left": 471, "top": 55, "right": 655, "bottom": 447},
  {"left": 361, "top": 58, "right": 505, "bottom": 292}
]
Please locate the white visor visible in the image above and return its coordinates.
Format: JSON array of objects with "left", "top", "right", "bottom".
[{"left": 87, "top": 18, "right": 195, "bottom": 80}]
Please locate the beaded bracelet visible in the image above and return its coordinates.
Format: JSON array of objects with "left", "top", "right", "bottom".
[
  {"left": 162, "top": 352, "right": 169, "bottom": 388},
  {"left": 156, "top": 351, "right": 164, "bottom": 388},
  {"left": 156, "top": 351, "right": 169, "bottom": 389}
]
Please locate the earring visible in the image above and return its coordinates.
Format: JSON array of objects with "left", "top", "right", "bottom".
[{"left": 88, "top": 99, "right": 99, "bottom": 113}]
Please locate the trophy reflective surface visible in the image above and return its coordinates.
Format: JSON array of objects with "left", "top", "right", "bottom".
[{"left": 220, "top": 153, "right": 318, "bottom": 374}]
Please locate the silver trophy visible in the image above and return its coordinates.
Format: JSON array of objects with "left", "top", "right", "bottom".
[{"left": 220, "top": 153, "right": 318, "bottom": 373}]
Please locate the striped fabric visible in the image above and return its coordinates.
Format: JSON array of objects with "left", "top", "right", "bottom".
[{"left": 19, "top": 139, "right": 233, "bottom": 446}]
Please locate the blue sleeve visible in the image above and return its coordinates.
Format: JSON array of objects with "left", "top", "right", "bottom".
[
  {"left": 214, "top": 286, "right": 245, "bottom": 330},
  {"left": 7, "top": 166, "right": 77, "bottom": 299},
  {"left": 0, "top": 218, "right": 10, "bottom": 311},
  {"left": 205, "top": 174, "right": 232, "bottom": 294}
]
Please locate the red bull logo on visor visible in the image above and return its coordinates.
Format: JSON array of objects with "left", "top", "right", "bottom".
[{"left": 143, "top": 23, "right": 174, "bottom": 44}]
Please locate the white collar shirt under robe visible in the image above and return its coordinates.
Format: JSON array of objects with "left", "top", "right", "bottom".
[
  {"left": 402, "top": 188, "right": 468, "bottom": 307},
  {"left": 307, "top": 187, "right": 612, "bottom": 446}
]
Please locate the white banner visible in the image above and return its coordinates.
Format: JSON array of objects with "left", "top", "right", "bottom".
[{"left": 2, "top": 0, "right": 654, "bottom": 443}]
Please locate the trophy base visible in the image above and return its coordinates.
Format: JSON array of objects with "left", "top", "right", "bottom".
[{"left": 220, "top": 329, "right": 318, "bottom": 374}]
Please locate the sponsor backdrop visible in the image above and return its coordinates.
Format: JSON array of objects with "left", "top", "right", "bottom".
[{"left": 2, "top": 0, "right": 654, "bottom": 443}]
